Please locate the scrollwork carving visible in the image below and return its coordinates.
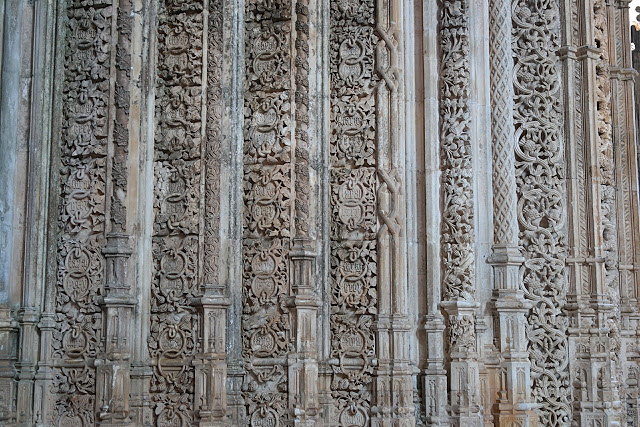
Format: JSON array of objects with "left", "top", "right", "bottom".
[
  {"left": 512, "top": 0, "right": 571, "bottom": 423},
  {"left": 150, "top": 1, "right": 205, "bottom": 424},
  {"left": 203, "top": 0, "right": 223, "bottom": 288},
  {"left": 439, "top": 0, "right": 474, "bottom": 302},
  {"left": 51, "top": 0, "right": 113, "bottom": 422},
  {"left": 242, "top": 0, "right": 293, "bottom": 421},
  {"left": 329, "top": 0, "right": 379, "bottom": 422}
]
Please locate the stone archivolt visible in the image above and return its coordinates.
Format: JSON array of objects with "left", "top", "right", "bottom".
[{"left": 1, "top": 0, "right": 640, "bottom": 426}]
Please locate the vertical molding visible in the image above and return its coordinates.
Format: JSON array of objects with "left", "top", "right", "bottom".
[
  {"left": 437, "top": 0, "right": 482, "bottom": 424},
  {"left": 422, "top": 0, "right": 448, "bottom": 423},
  {"left": 129, "top": 0, "right": 153, "bottom": 423},
  {"left": 13, "top": 0, "right": 58, "bottom": 424},
  {"left": 191, "top": 0, "right": 231, "bottom": 425},
  {"left": 149, "top": 0, "right": 206, "bottom": 424},
  {"left": 374, "top": 0, "right": 412, "bottom": 424},
  {"left": 241, "top": 0, "right": 294, "bottom": 423},
  {"left": 223, "top": 0, "right": 246, "bottom": 422},
  {"left": 486, "top": 0, "right": 537, "bottom": 423},
  {"left": 560, "top": 0, "right": 626, "bottom": 424},
  {"left": 512, "top": 0, "right": 571, "bottom": 423},
  {"left": 94, "top": 0, "right": 137, "bottom": 421},
  {"left": 608, "top": 2, "right": 640, "bottom": 425},
  {"left": 286, "top": 0, "right": 322, "bottom": 422}
]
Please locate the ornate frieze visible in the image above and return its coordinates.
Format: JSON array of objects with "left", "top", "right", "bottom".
[
  {"left": 438, "top": 0, "right": 482, "bottom": 423},
  {"left": 439, "top": 0, "right": 474, "bottom": 303}
]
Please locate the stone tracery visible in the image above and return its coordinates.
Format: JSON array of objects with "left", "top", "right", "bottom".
[{"left": 2, "top": 0, "right": 640, "bottom": 425}]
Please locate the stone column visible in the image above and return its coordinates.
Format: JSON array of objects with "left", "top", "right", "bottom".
[
  {"left": 487, "top": 0, "right": 537, "bottom": 424},
  {"left": 608, "top": 1, "right": 640, "bottom": 424},
  {"left": 193, "top": 295, "right": 231, "bottom": 426},
  {"left": 438, "top": 0, "right": 482, "bottom": 424},
  {"left": 288, "top": 239, "right": 321, "bottom": 425},
  {"left": 285, "top": 0, "right": 321, "bottom": 423},
  {"left": 557, "top": 0, "right": 626, "bottom": 424},
  {"left": 191, "top": 0, "right": 231, "bottom": 423},
  {"left": 6, "top": 0, "right": 60, "bottom": 424},
  {"left": 422, "top": 0, "right": 448, "bottom": 423},
  {"left": 512, "top": 0, "right": 571, "bottom": 423},
  {"left": 96, "top": 234, "right": 136, "bottom": 426},
  {"left": 94, "top": 0, "right": 138, "bottom": 420}
]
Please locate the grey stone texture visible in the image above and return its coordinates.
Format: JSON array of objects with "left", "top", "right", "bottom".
[{"left": 1, "top": 0, "right": 640, "bottom": 425}]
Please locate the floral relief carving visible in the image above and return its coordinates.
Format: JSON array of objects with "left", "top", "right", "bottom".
[
  {"left": 439, "top": 0, "right": 474, "bottom": 302},
  {"left": 150, "top": 0, "right": 205, "bottom": 424},
  {"left": 329, "top": 0, "right": 379, "bottom": 423},
  {"left": 244, "top": 93, "right": 292, "bottom": 165},
  {"left": 242, "top": 0, "right": 293, "bottom": 422},
  {"left": 448, "top": 315, "right": 475, "bottom": 353},
  {"left": 512, "top": 0, "right": 571, "bottom": 423},
  {"left": 33, "top": 0, "right": 640, "bottom": 424},
  {"left": 330, "top": 241, "right": 377, "bottom": 316},
  {"left": 51, "top": 0, "right": 113, "bottom": 423},
  {"left": 331, "top": 168, "right": 377, "bottom": 241}
]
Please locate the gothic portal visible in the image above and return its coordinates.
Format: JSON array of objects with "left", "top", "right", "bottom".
[{"left": 1, "top": 0, "right": 640, "bottom": 425}]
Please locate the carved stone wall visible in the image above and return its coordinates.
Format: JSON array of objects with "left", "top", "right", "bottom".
[{"left": 2, "top": 0, "right": 640, "bottom": 426}]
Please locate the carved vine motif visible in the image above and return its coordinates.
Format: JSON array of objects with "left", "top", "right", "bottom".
[
  {"left": 110, "top": 0, "right": 132, "bottom": 232},
  {"left": 294, "top": 0, "right": 311, "bottom": 237},
  {"left": 52, "top": 0, "right": 113, "bottom": 423},
  {"left": 242, "top": 0, "right": 293, "bottom": 422},
  {"left": 593, "top": 0, "right": 618, "bottom": 294},
  {"left": 448, "top": 315, "right": 475, "bottom": 353},
  {"left": 204, "top": 0, "right": 223, "bottom": 289},
  {"left": 329, "top": 0, "right": 379, "bottom": 423},
  {"left": 512, "top": 0, "right": 570, "bottom": 423},
  {"left": 331, "top": 168, "right": 377, "bottom": 240},
  {"left": 150, "top": 0, "right": 205, "bottom": 424},
  {"left": 439, "top": 0, "right": 474, "bottom": 302}
]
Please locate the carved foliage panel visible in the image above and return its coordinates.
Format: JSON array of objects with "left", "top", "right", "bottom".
[
  {"left": 204, "top": 0, "right": 224, "bottom": 289},
  {"left": 512, "top": 0, "right": 570, "bottom": 423},
  {"left": 593, "top": 0, "right": 618, "bottom": 295},
  {"left": 329, "top": 0, "right": 379, "bottom": 423},
  {"left": 439, "top": 0, "right": 474, "bottom": 302},
  {"left": 52, "top": 0, "right": 113, "bottom": 423},
  {"left": 242, "top": 0, "right": 293, "bottom": 424},
  {"left": 111, "top": 0, "right": 133, "bottom": 232},
  {"left": 150, "top": 0, "right": 205, "bottom": 424}
]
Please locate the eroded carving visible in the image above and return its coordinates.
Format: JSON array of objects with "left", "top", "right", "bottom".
[
  {"left": 242, "top": 0, "right": 293, "bottom": 421},
  {"left": 51, "top": 0, "right": 113, "bottom": 423},
  {"left": 329, "top": 0, "right": 379, "bottom": 422},
  {"left": 150, "top": 0, "right": 205, "bottom": 424}
]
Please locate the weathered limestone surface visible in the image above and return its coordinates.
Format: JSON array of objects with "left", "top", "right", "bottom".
[{"left": 1, "top": 0, "right": 640, "bottom": 425}]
